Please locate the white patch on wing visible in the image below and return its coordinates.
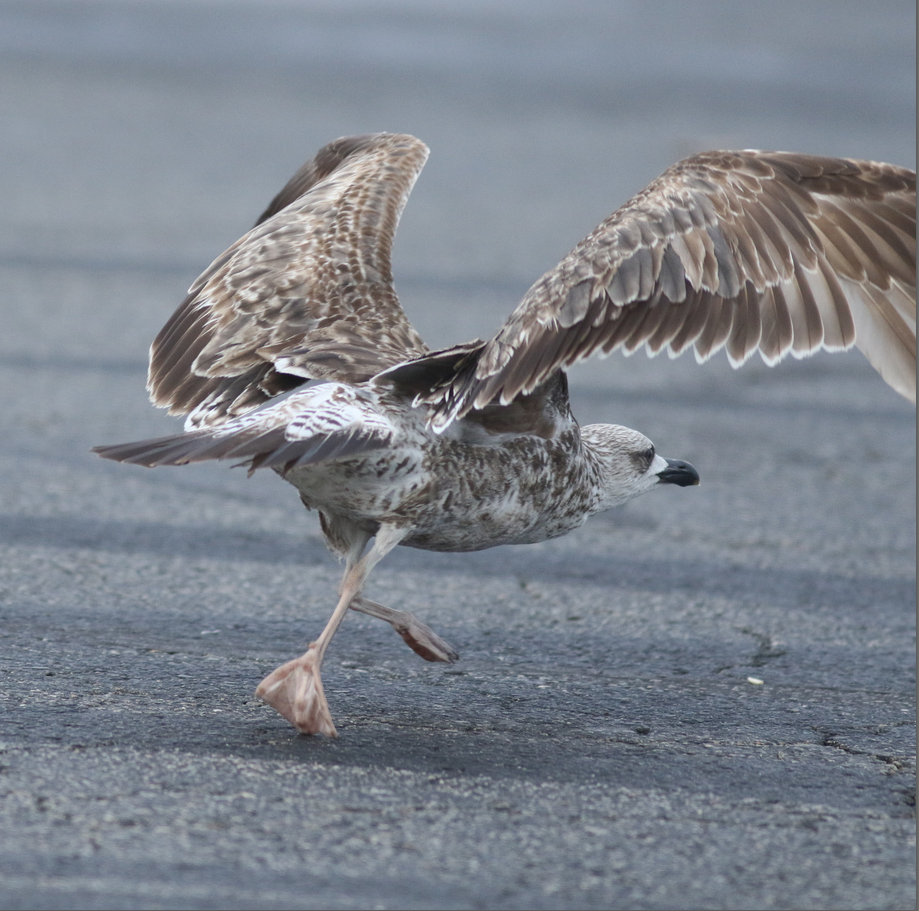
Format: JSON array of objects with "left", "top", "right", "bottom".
[
  {"left": 185, "top": 383, "right": 397, "bottom": 456},
  {"left": 283, "top": 384, "right": 395, "bottom": 443}
]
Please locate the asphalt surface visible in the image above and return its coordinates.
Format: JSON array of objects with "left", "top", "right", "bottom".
[{"left": 0, "top": 2, "right": 915, "bottom": 909}]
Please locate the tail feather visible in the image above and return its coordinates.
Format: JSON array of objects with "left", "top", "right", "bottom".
[{"left": 92, "top": 424, "right": 388, "bottom": 474}]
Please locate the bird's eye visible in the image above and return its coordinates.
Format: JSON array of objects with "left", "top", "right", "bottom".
[{"left": 631, "top": 446, "right": 656, "bottom": 472}]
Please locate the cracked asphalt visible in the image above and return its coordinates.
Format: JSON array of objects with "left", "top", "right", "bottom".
[{"left": 0, "top": 2, "right": 915, "bottom": 909}]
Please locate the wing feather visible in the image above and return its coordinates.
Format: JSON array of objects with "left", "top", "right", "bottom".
[
  {"left": 726, "top": 284, "right": 762, "bottom": 365},
  {"left": 407, "top": 149, "right": 915, "bottom": 425},
  {"left": 666, "top": 292, "right": 710, "bottom": 356},
  {"left": 756, "top": 285, "right": 794, "bottom": 364},
  {"left": 94, "top": 384, "right": 395, "bottom": 474},
  {"left": 148, "top": 133, "right": 430, "bottom": 429},
  {"left": 693, "top": 293, "right": 734, "bottom": 363}
]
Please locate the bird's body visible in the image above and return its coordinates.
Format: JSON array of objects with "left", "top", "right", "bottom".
[
  {"left": 94, "top": 133, "right": 916, "bottom": 736},
  {"left": 277, "top": 380, "right": 595, "bottom": 554},
  {"left": 287, "top": 393, "right": 594, "bottom": 554}
]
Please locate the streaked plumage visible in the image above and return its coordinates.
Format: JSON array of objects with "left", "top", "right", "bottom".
[{"left": 95, "top": 133, "right": 916, "bottom": 736}]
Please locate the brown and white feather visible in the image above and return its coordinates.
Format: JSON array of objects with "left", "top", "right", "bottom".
[
  {"left": 399, "top": 150, "right": 915, "bottom": 428},
  {"left": 148, "top": 133, "right": 431, "bottom": 429}
]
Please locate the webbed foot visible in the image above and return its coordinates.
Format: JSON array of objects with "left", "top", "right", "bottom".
[
  {"left": 255, "top": 645, "right": 337, "bottom": 736},
  {"left": 350, "top": 597, "right": 459, "bottom": 663}
]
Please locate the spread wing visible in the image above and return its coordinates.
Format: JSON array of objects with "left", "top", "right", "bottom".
[
  {"left": 148, "top": 132, "right": 431, "bottom": 429},
  {"left": 406, "top": 151, "right": 915, "bottom": 428}
]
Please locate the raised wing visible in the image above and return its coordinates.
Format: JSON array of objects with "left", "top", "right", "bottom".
[
  {"left": 409, "top": 151, "right": 915, "bottom": 428},
  {"left": 149, "top": 133, "right": 431, "bottom": 429}
]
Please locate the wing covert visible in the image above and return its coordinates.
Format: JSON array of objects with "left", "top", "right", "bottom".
[
  {"left": 94, "top": 384, "right": 395, "bottom": 474},
  {"left": 418, "top": 150, "right": 915, "bottom": 427},
  {"left": 149, "top": 133, "right": 430, "bottom": 428}
]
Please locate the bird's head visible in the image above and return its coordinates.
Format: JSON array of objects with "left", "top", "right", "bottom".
[{"left": 580, "top": 423, "right": 699, "bottom": 512}]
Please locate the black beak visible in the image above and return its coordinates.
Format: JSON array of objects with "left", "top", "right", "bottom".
[{"left": 656, "top": 458, "right": 700, "bottom": 487}]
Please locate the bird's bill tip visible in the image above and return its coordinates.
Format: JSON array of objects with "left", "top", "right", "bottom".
[{"left": 656, "top": 458, "right": 700, "bottom": 487}]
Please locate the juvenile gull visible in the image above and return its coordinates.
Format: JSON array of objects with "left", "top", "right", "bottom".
[{"left": 94, "top": 133, "right": 916, "bottom": 736}]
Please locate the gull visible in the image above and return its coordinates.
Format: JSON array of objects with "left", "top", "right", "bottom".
[{"left": 94, "top": 133, "right": 916, "bottom": 736}]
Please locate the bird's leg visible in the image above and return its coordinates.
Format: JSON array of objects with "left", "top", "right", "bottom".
[
  {"left": 349, "top": 596, "right": 459, "bottom": 663},
  {"left": 256, "top": 525, "right": 408, "bottom": 736}
]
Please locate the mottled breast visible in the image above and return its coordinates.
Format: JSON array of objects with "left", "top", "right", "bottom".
[{"left": 287, "top": 426, "right": 599, "bottom": 553}]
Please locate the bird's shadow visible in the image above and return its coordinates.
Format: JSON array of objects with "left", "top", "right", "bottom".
[{"left": 4, "top": 511, "right": 912, "bottom": 806}]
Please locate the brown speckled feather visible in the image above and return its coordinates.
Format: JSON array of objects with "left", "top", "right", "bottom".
[
  {"left": 400, "top": 151, "right": 915, "bottom": 427},
  {"left": 148, "top": 133, "right": 430, "bottom": 429}
]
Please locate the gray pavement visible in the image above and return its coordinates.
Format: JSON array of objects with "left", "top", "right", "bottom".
[{"left": 0, "top": 2, "right": 915, "bottom": 908}]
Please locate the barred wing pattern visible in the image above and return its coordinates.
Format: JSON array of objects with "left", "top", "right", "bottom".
[
  {"left": 417, "top": 151, "right": 915, "bottom": 428},
  {"left": 148, "top": 133, "right": 431, "bottom": 430},
  {"left": 94, "top": 384, "right": 396, "bottom": 474}
]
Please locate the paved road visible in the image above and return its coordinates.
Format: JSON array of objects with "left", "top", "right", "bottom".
[{"left": 0, "top": 2, "right": 915, "bottom": 908}]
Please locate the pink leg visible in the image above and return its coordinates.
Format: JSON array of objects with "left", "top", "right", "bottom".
[
  {"left": 256, "top": 525, "right": 407, "bottom": 736},
  {"left": 350, "top": 596, "right": 459, "bottom": 663}
]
